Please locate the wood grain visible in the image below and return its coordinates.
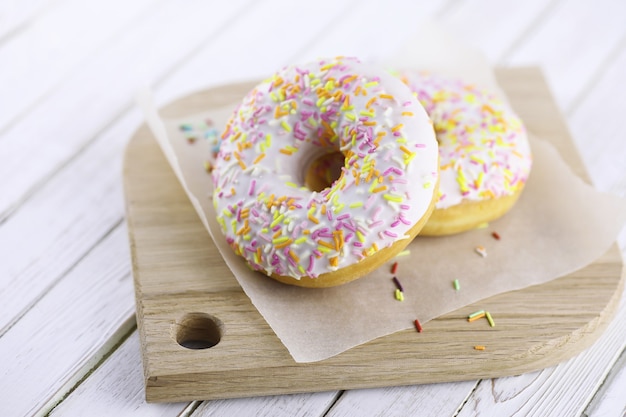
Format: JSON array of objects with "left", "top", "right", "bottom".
[{"left": 123, "top": 67, "right": 624, "bottom": 403}]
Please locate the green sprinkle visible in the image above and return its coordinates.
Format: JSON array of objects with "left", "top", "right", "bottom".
[
  {"left": 486, "top": 311, "right": 495, "bottom": 327},
  {"left": 453, "top": 279, "right": 460, "bottom": 291},
  {"left": 468, "top": 310, "right": 485, "bottom": 319}
]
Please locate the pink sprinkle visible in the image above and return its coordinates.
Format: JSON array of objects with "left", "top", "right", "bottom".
[
  {"left": 353, "top": 242, "right": 363, "bottom": 247},
  {"left": 415, "top": 143, "right": 426, "bottom": 148},
  {"left": 372, "top": 206, "right": 383, "bottom": 221},
  {"left": 307, "top": 255, "right": 315, "bottom": 273},
  {"left": 312, "top": 249, "right": 323, "bottom": 257},
  {"left": 272, "top": 225, "right": 281, "bottom": 231},
  {"left": 399, "top": 204, "right": 410, "bottom": 210},
  {"left": 345, "top": 232, "right": 353, "bottom": 242},
  {"left": 248, "top": 180, "right": 256, "bottom": 196},
  {"left": 403, "top": 101, "right": 412, "bottom": 107},
  {"left": 384, "top": 230, "right": 398, "bottom": 238},
  {"left": 390, "top": 220, "right": 400, "bottom": 228},
  {"left": 337, "top": 214, "right": 350, "bottom": 221},
  {"left": 369, "top": 220, "right": 383, "bottom": 228}
]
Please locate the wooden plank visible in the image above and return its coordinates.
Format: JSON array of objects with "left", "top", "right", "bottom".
[
  {"left": 567, "top": 41, "right": 626, "bottom": 196},
  {"left": 0, "top": 111, "right": 139, "bottom": 335},
  {"left": 440, "top": 0, "right": 555, "bottom": 63},
  {"left": 0, "top": 0, "right": 251, "bottom": 219},
  {"left": 503, "top": 0, "right": 626, "bottom": 111},
  {"left": 0, "top": 226, "right": 136, "bottom": 417},
  {"left": 456, "top": 292, "right": 626, "bottom": 417},
  {"left": 325, "top": 382, "right": 478, "bottom": 417},
  {"left": 0, "top": 0, "right": 155, "bottom": 131},
  {"left": 0, "top": 0, "right": 58, "bottom": 42},
  {"left": 124, "top": 67, "right": 624, "bottom": 402},
  {"left": 47, "top": 332, "right": 190, "bottom": 417},
  {"left": 584, "top": 347, "right": 626, "bottom": 417}
]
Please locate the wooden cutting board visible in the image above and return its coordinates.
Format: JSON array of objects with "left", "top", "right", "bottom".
[{"left": 123, "top": 67, "right": 624, "bottom": 403}]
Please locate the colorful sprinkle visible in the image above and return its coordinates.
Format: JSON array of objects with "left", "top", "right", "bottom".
[
  {"left": 391, "top": 262, "right": 398, "bottom": 274},
  {"left": 485, "top": 311, "right": 495, "bottom": 327},
  {"left": 453, "top": 279, "right": 460, "bottom": 291},
  {"left": 414, "top": 319, "right": 423, "bottom": 333},
  {"left": 474, "top": 245, "right": 487, "bottom": 258},
  {"left": 392, "top": 276, "right": 403, "bottom": 292},
  {"left": 394, "top": 288, "right": 404, "bottom": 301},
  {"left": 474, "top": 345, "right": 486, "bottom": 351},
  {"left": 492, "top": 231, "right": 501, "bottom": 240}
]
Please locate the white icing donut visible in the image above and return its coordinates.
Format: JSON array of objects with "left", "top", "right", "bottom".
[
  {"left": 399, "top": 71, "right": 532, "bottom": 235},
  {"left": 213, "top": 57, "right": 438, "bottom": 286}
]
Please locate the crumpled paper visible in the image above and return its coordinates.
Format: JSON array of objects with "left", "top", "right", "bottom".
[{"left": 136, "top": 24, "right": 626, "bottom": 362}]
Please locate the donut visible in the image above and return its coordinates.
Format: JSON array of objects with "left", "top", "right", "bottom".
[
  {"left": 212, "top": 57, "right": 439, "bottom": 287},
  {"left": 398, "top": 71, "right": 532, "bottom": 236}
]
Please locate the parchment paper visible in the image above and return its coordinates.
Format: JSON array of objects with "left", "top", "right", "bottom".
[{"left": 135, "top": 25, "right": 626, "bottom": 363}]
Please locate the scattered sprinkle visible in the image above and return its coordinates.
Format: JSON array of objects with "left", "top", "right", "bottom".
[
  {"left": 474, "top": 345, "right": 486, "bottom": 351},
  {"left": 476, "top": 222, "right": 489, "bottom": 229},
  {"left": 453, "top": 279, "right": 460, "bottom": 291},
  {"left": 392, "top": 276, "right": 404, "bottom": 292},
  {"left": 486, "top": 311, "right": 495, "bottom": 327},
  {"left": 468, "top": 310, "right": 485, "bottom": 319},
  {"left": 468, "top": 312, "right": 486, "bottom": 322},
  {"left": 492, "top": 231, "right": 501, "bottom": 240},
  {"left": 394, "top": 288, "right": 404, "bottom": 301},
  {"left": 474, "top": 245, "right": 487, "bottom": 257},
  {"left": 414, "top": 319, "right": 423, "bottom": 333},
  {"left": 391, "top": 262, "right": 398, "bottom": 274},
  {"left": 395, "top": 250, "right": 411, "bottom": 258}
]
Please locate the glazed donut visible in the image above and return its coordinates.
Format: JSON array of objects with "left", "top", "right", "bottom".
[
  {"left": 213, "top": 57, "right": 439, "bottom": 287},
  {"left": 398, "top": 71, "right": 532, "bottom": 236}
]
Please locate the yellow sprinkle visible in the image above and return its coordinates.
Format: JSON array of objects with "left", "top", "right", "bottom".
[
  {"left": 349, "top": 202, "right": 363, "bottom": 208},
  {"left": 486, "top": 311, "right": 495, "bottom": 327},
  {"left": 379, "top": 93, "right": 394, "bottom": 100},
  {"left": 272, "top": 236, "right": 290, "bottom": 244},
  {"left": 356, "top": 230, "right": 366, "bottom": 243},
  {"left": 280, "top": 120, "right": 292, "bottom": 132},
  {"left": 392, "top": 124, "right": 404, "bottom": 132},
  {"left": 270, "top": 214, "right": 285, "bottom": 228},
  {"left": 364, "top": 81, "right": 379, "bottom": 88},
  {"left": 286, "top": 182, "right": 298, "bottom": 188},
  {"left": 274, "top": 238, "right": 293, "bottom": 249},
  {"left": 474, "top": 345, "right": 486, "bottom": 351},
  {"left": 401, "top": 111, "right": 414, "bottom": 117},
  {"left": 222, "top": 208, "right": 233, "bottom": 218},
  {"left": 317, "top": 245, "right": 331, "bottom": 253},
  {"left": 395, "top": 250, "right": 410, "bottom": 258},
  {"left": 383, "top": 194, "right": 403, "bottom": 203},
  {"left": 394, "top": 289, "right": 404, "bottom": 301},
  {"left": 294, "top": 237, "right": 307, "bottom": 245}
]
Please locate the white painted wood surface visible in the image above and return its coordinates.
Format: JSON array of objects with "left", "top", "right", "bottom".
[{"left": 1, "top": 0, "right": 624, "bottom": 416}]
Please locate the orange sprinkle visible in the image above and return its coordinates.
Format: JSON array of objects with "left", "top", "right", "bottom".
[
  {"left": 308, "top": 214, "right": 320, "bottom": 224},
  {"left": 371, "top": 185, "right": 387, "bottom": 193},
  {"left": 366, "top": 97, "right": 377, "bottom": 108},
  {"left": 363, "top": 121, "right": 377, "bottom": 126},
  {"left": 401, "top": 111, "right": 414, "bottom": 117},
  {"left": 279, "top": 148, "right": 294, "bottom": 155},
  {"left": 321, "top": 205, "right": 327, "bottom": 215},
  {"left": 252, "top": 153, "right": 266, "bottom": 164},
  {"left": 468, "top": 313, "right": 486, "bottom": 322},
  {"left": 329, "top": 256, "right": 339, "bottom": 267},
  {"left": 318, "top": 240, "right": 335, "bottom": 250},
  {"left": 289, "top": 250, "right": 299, "bottom": 263},
  {"left": 474, "top": 345, "right": 486, "bottom": 351},
  {"left": 275, "top": 239, "right": 293, "bottom": 249},
  {"left": 391, "top": 124, "right": 404, "bottom": 132},
  {"left": 379, "top": 93, "right": 394, "bottom": 100},
  {"left": 400, "top": 145, "right": 412, "bottom": 155}
]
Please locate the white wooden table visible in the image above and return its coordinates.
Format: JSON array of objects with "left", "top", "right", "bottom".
[{"left": 2, "top": 1, "right": 625, "bottom": 416}]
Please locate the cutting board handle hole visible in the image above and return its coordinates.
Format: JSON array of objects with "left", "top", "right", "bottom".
[{"left": 173, "top": 312, "right": 223, "bottom": 349}]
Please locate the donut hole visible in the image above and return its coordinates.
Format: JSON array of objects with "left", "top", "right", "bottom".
[{"left": 304, "top": 151, "right": 345, "bottom": 192}]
